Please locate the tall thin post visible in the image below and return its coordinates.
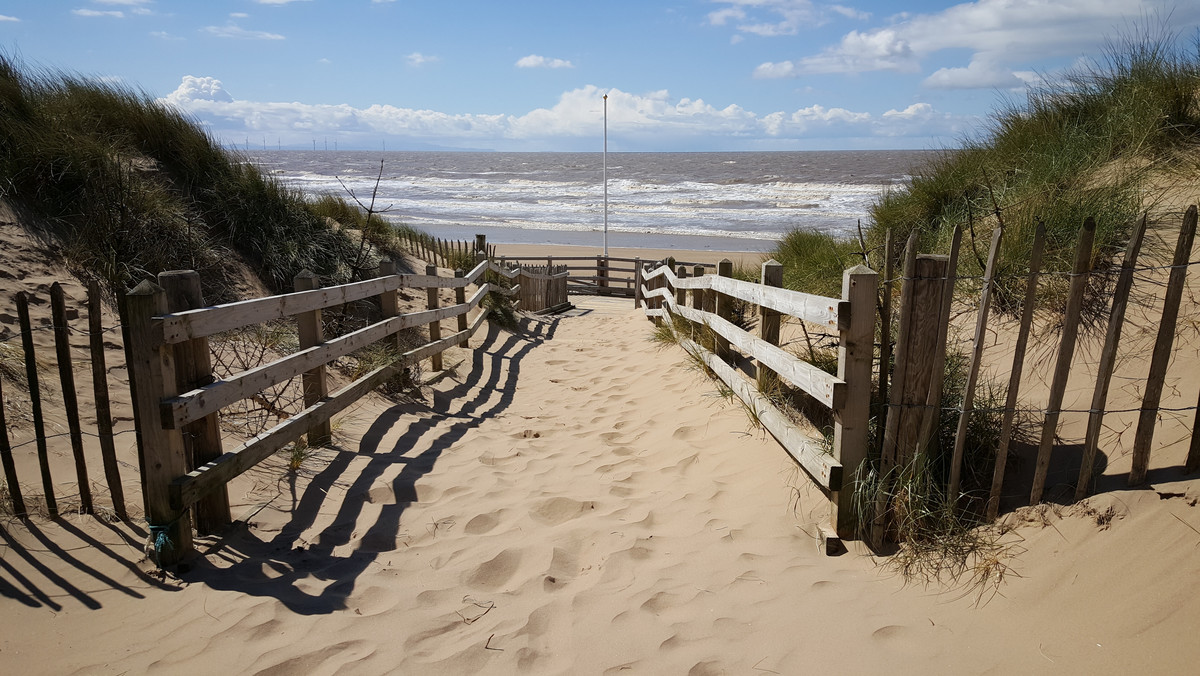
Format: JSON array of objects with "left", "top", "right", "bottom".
[
  {"left": 603, "top": 93, "right": 608, "bottom": 257},
  {"left": 16, "top": 293, "right": 56, "bottom": 516},
  {"left": 714, "top": 259, "right": 734, "bottom": 363},
  {"left": 758, "top": 259, "right": 783, "bottom": 392},
  {"left": 987, "top": 222, "right": 1046, "bottom": 519},
  {"left": 1030, "top": 218, "right": 1095, "bottom": 505},
  {"left": 294, "top": 270, "right": 331, "bottom": 446},
  {"left": 1130, "top": 205, "right": 1197, "bottom": 485},
  {"left": 88, "top": 280, "right": 125, "bottom": 520},
  {"left": 0, "top": 374, "right": 25, "bottom": 517},
  {"left": 426, "top": 265, "right": 443, "bottom": 371},
  {"left": 454, "top": 268, "right": 469, "bottom": 347},
  {"left": 633, "top": 257, "right": 643, "bottom": 309},
  {"left": 948, "top": 225, "right": 1003, "bottom": 501},
  {"left": 1075, "top": 215, "right": 1147, "bottom": 499},
  {"left": 51, "top": 283, "right": 92, "bottom": 514}
]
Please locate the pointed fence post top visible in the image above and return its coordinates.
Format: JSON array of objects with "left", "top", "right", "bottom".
[{"left": 127, "top": 279, "right": 165, "bottom": 297}]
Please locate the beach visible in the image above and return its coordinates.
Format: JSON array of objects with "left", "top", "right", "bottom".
[{"left": 2, "top": 224, "right": 1199, "bottom": 672}]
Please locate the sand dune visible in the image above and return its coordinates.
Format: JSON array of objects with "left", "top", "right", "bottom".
[{"left": 3, "top": 292, "right": 1199, "bottom": 674}]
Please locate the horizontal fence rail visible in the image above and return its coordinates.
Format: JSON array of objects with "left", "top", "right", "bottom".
[
  {"left": 124, "top": 258, "right": 526, "bottom": 567},
  {"left": 641, "top": 257, "right": 877, "bottom": 540}
]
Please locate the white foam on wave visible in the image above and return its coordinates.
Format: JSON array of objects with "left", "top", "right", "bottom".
[{"left": 282, "top": 164, "right": 890, "bottom": 242}]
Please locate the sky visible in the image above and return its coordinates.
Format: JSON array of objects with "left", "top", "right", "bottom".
[{"left": 2, "top": 1, "right": 1198, "bottom": 152}]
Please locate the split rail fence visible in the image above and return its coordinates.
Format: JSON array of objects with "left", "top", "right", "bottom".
[
  {"left": 639, "top": 257, "right": 877, "bottom": 539},
  {"left": 121, "top": 257, "right": 524, "bottom": 566}
]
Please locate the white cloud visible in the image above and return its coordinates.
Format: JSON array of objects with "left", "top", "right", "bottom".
[
  {"left": 253, "top": 0, "right": 311, "bottom": 4},
  {"left": 94, "top": 0, "right": 152, "bottom": 4},
  {"left": 73, "top": 9, "right": 125, "bottom": 18},
  {"left": 0, "top": 14, "right": 20, "bottom": 22},
  {"left": 516, "top": 55, "right": 575, "bottom": 69},
  {"left": 230, "top": 12, "right": 249, "bottom": 19},
  {"left": 406, "top": 52, "right": 438, "bottom": 66},
  {"left": 162, "top": 76, "right": 235, "bottom": 104},
  {"left": 777, "top": 0, "right": 1200, "bottom": 81},
  {"left": 753, "top": 61, "right": 798, "bottom": 79},
  {"left": 150, "top": 30, "right": 182, "bottom": 40},
  {"left": 160, "top": 76, "right": 973, "bottom": 150},
  {"left": 923, "top": 58, "right": 1025, "bottom": 90},
  {"left": 202, "top": 23, "right": 285, "bottom": 40},
  {"left": 709, "top": 0, "right": 866, "bottom": 37}
]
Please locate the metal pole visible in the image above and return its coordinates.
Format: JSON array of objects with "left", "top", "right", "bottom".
[{"left": 603, "top": 93, "right": 608, "bottom": 257}]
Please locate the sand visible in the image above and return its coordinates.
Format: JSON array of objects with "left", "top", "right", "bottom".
[{"left": 3, "top": 222, "right": 1200, "bottom": 673}]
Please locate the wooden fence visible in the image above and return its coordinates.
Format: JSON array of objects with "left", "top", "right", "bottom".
[
  {"left": 0, "top": 281, "right": 128, "bottom": 521},
  {"left": 497, "top": 255, "right": 717, "bottom": 300},
  {"left": 397, "top": 231, "right": 497, "bottom": 270},
  {"left": 640, "top": 257, "right": 877, "bottom": 540},
  {"left": 871, "top": 207, "right": 1200, "bottom": 545},
  {"left": 121, "top": 258, "right": 520, "bottom": 566},
  {"left": 495, "top": 264, "right": 570, "bottom": 314}
]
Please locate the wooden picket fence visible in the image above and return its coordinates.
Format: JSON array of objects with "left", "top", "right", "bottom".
[
  {"left": 398, "top": 231, "right": 497, "bottom": 270},
  {"left": 640, "top": 257, "right": 876, "bottom": 541},
  {"left": 871, "top": 206, "right": 1200, "bottom": 544},
  {"left": 0, "top": 280, "right": 128, "bottom": 521}
]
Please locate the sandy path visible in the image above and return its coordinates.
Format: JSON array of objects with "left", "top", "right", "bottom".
[{"left": 3, "top": 297, "right": 1200, "bottom": 674}]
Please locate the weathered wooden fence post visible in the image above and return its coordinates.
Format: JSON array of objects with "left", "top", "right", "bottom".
[
  {"left": 1030, "top": 218, "right": 1095, "bottom": 504},
  {"left": 634, "top": 258, "right": 643, "bottom": 309},
  {"left": 598, "top": 256, "right": 609, "bottom": 291},
  {"left": 987, "top": 223, "right": 1046, "bottom": 518},
  {"left": 0, "top": 373, "right": 24, "bottom": 517},
  {"left": 426, "top": 264, "right": 444, "bottom": 371},
  {"left": 475, "top": 234, "right": 488, "bottom": 263},
  {"left": 159, "top": 270, "right": 231, "bottom": 534},
  {"left": 714, "top": 259, "right": 734, "bottom": 363},
  {"left": 874, "top": 243, "right": 946, "bottom": 545},
  {"left": 1075, "top": 216, "right": 1147, "bottom": 499},
  {"left": 50, "top": 282, "right": 93, "bottom": 514},
  {"left": 294, "top": 270, "right": 332, "bottom": 446},
  {"left": 88, "top": 280, "right": 125, "bottom": 520},
  {"left": 124, "top": 280, "right": 192, "bottom": 566},
  {"left": 454, "top": 268, "right": 469, "bottom": 346},
  {"left": 675, "top": 264, "right": 688, "bottom": 308},
  {"left": 1129, "top": 206, "right": 1197, "bottom": 486},
  {"left": 947, "top": 225, "right": 1003, "bottom": 501},
  {"left": 379, "top": 260, "right": 401, "bottom": 352},
  {"left": 834, "top": 264, "right": 878, "bottom": 539},
  {"left": 758, "top": 259, "right": 783, "bottom": 392},
  {"left": 16, "top": 292, "right": 55, "bottom": 516}
]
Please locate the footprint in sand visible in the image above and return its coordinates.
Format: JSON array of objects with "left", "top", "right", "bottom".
[
  {"left": 529, "top": 497, "right": 597, "bottom": 525},
  {"left": 464, "top": 548, "right": 521, "bottom": 590},
  {"left": 464, "top": 512, "right": 500, "bottom": 534}
]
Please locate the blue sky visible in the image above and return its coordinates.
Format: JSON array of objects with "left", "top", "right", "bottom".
[{"left": 2, "top": 1, "right": 1197, "bottom": 151}]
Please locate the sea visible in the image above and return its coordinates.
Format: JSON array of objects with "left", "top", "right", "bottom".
[{"left": 247, "top": 150, "right": 937, "bottom": 252}]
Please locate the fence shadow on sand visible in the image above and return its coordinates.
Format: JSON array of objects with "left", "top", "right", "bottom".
[{"left": 185, "top": 315, "right": 560, "bottom": 614}]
